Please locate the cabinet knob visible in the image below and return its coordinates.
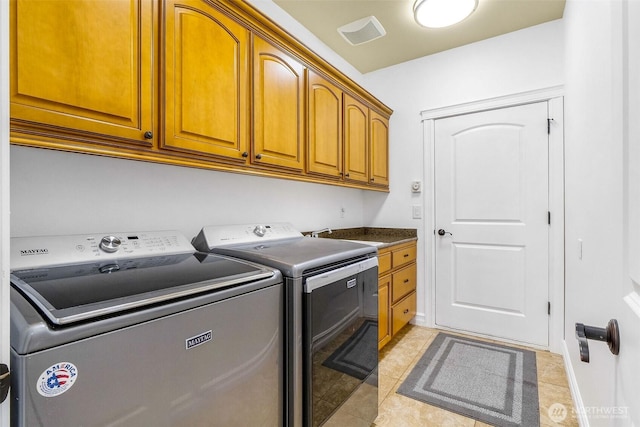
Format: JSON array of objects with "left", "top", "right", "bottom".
[
  {"left": 345, "top": 173, "right": 350, "bottom": 177},
  {"left": 241, "top": 152, "right": 249, "bottom": 158},
  {"left": 143, "top": 131, "right": 153, "bottom": 139},
  {"left": 255, "top": 154, "right": 262, "bottom": 160},
  {"left": 403, "top": 309, "right": 410, "bottom": 314},
  {"left": 370, "top": 178, "right": 375, "bottom": 182}
]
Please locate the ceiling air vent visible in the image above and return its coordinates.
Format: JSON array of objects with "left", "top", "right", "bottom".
[{"left": 338, "top": 16, "right": 386, "bottom": 46}]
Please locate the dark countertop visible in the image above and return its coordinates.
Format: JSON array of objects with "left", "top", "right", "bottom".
[{"left": 306, "top": 227, "right": 417, "bottom": 249}]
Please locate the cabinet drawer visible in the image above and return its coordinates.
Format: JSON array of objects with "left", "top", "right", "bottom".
[
  {"left": 378, "top": 251, "right": 391, "bottom": 274},
  {"left": 392, "top": 291, "right": 416, "bottom": 336},
  {"left": 392, "top": 244, "right": 416, "bottom": 268},
  {"left": 392, "top": 263, "right": 416, "bottom": 303}
]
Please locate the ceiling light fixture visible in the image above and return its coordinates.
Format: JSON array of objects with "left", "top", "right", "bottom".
[{"left": 413, "top": 0, "right": 478, "bottom": 29}]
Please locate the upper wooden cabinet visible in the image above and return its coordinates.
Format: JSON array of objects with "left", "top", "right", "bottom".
[
  {"left": 344, "top": 94, "right": 389, "bottom": 186},
  {"left": 344, "top": 94, "right": 369, "bottom": 184},
  {"left": 162, "top": 0, "right": 250, "bottom": 163},
  {"left": 370, "top": 110, "right": 390, "bottom": 187},
  {"left": 307, "top": 71, "right": 343, "bottom": 178},
  {"left": 252, "top": 35, "right": 305, "bottom": 172},
  {"left": 9, "top": 0, "right": 392, "bottom": 190},
  {"left": 10, "top": 0, "right": 154, "bottom": 148}
]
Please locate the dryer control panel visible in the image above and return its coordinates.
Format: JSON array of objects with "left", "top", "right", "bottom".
[
  {"left": 10, "top": 230, "right": 194, "bottom": 270},
  {"left": 192, "top": 223, "right": 303, "bottom": 250}
]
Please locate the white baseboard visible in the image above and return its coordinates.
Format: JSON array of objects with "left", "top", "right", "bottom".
[
  {"left": 562, "top": 340, "right": 588, "bottom": 427},
  {"left": 411, "top": 312, "right": 428, "bottom": 327}
]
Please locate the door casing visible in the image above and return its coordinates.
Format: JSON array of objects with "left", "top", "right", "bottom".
[{"left": 419, "top": 86, "right": 565, "bottom": 353}]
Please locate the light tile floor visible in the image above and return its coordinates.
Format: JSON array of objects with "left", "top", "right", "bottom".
[{"left": 327, "top": 324, "right": 579, "bottom": 427}]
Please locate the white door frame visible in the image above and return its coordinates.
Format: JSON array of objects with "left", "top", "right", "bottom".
[
  {"left": 420, "top": 86, "right": 565, "bottom": 353},
  {"left": 0, "top": 0, "right": 10, "bottom": 424}
]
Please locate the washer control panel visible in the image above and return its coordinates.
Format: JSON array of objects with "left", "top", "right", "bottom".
[{"left": 10, "top": 230, "right": 194, "bottom": 270}]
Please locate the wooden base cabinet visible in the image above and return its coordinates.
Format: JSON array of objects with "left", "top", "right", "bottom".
[{"left": 378, "top": 240, "right": 417, "bottom": 349}]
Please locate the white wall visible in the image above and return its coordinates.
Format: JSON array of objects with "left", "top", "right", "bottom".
[
  {"left": 362, "top": 19, "right": 565, "bottom": 325},
  {"left": 10, "top": 146, "right": 365, "bottom": 238}
]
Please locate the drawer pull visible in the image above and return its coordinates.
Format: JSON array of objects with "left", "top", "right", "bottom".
[
  {"left": 404, "top": 254, "right": 409, "bottom": 257},
  {"left": 403, "top": 309, "right": 409, "bottom": 314},
  {"left": 404, "top": 279, "right": 409, "bottom": 283}
]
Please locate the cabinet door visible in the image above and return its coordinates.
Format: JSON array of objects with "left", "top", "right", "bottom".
[
  {"left": 370, "top": 110, "right": 389, "bottom": 187},
  {"left": 10, "top": 0, "right": 153, "bottom": 147},
  {"left": 162, "top": 0, "right": 249, "bottom": 162},
  {"left": 378, "top": 274, "right": 391, "bottom": 349},
  {"left": 307, "top": 71, "right": 342, "bottom": 178},
  {"left": 343, "top": 94, "right": 369, "bottom": 183},
  {"left": 253, "top": 36, "right": 305, "bottom": 171}
]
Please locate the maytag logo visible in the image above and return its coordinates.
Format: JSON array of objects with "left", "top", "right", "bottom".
[
  {"left": 20, "top": 248, "right": 49, "bottom": 256},
  {"left": 185, "top": 330, "right": 212, "bottom": 350}
]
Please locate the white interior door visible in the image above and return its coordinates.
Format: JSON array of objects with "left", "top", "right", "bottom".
[
  {"left": 434, "top": 102, "right": 549, "bottom": 346},
  {"left": 618, "top": 0, "right": 640, "bottom": 420}
]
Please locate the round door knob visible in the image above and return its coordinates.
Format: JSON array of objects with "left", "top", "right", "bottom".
[
  {"left": 99, "top": 235, "right": 122, "bottom": 253},
  {"left": 143, "top": 131, "right": 153, "bottom": 139}
]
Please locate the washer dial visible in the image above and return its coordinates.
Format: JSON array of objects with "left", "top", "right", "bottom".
[{"left": 99, "top": 235, "right": 122, "bottom": 253}]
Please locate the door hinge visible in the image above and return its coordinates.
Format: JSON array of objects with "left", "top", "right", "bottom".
[
  {"left": 547, "top": 118, "right": 555, "bottom": 134},
  {"left": 0, "top": 364, "right": 10, "bottom": 404},
  {"left": 548, "top": 211, "right": 551, "bottom": 225},
  {"left": 548, "top": 301, "right": 551, "bottom": 315}
]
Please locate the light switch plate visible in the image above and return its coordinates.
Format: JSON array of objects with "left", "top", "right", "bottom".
[{"left": 412, "top": 205, "right": 422, "bottom": 219}]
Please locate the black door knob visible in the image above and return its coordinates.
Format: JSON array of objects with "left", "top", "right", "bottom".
[
  {"left": 437, "top": 229, "right": 453, "bottom": 236},
  {"left": 575, "top": 319, "right": 620, "bottom": 363}
]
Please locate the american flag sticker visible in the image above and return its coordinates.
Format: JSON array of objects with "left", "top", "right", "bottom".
[{"left": 36, "top": 362, "right": 78, "bottom": 397}]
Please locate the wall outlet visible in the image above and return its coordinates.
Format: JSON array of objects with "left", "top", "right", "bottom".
[{"left": 412, "top": 205, "right": 422, "bottom": 219}]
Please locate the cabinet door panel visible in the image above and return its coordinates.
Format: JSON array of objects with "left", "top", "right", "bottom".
[
  {"left": 370, "top": 111, "right": 389, "bottom": 186},
  {"left": 163, "top": 0, "right": 249, "bottom": 161},
  {"left": 307, "top": 71, "right": 342, "bottom": 177},
  {"left": 343, "top": 94, "right": 368, "bottom": 183},
  {"left": 11, "top": 0, "right": 153, "bottom": 145},
  {"left": 253, "top": 36, "right": 305, "bottom": 171},
  {"left": 378, "top": 275, "right": 391, "bottom": 349}
]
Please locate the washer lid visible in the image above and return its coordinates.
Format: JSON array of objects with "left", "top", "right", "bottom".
[{"left": 11, "top": 252, "right": 274, "bottom": 326}]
